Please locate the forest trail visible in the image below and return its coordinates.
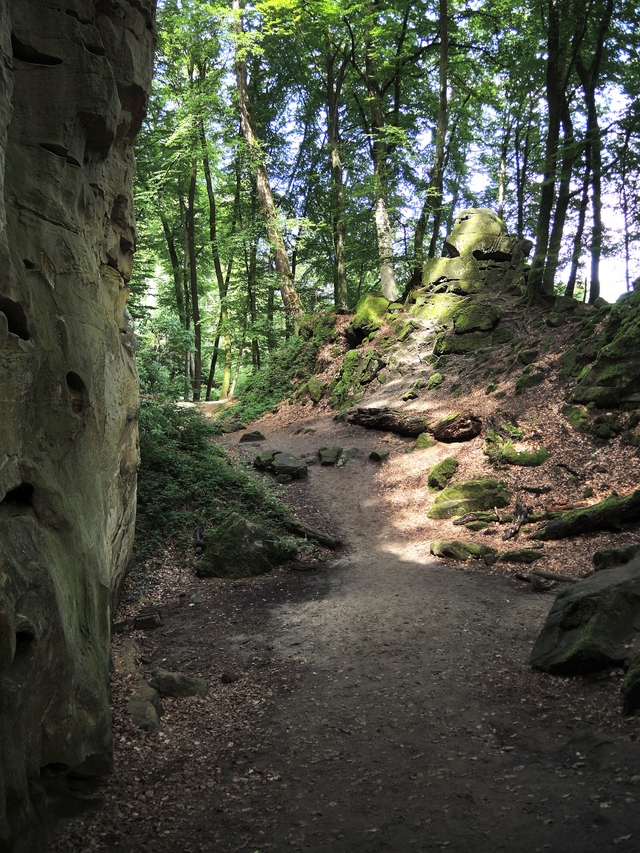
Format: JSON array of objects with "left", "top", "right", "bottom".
[{"left": 54, "top": 413, "right": 640, "bottom": 853}]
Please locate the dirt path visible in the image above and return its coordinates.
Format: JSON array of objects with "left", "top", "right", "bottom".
[{"left": 54, "top": 414, "right": 640, "bottom": 853}]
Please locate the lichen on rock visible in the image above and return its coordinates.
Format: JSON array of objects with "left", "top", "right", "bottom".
[{"left": 427, "top": 478, "right": 511, "bottom": 519}]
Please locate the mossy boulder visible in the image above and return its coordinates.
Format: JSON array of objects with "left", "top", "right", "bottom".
[
  {"left": 570, "top": 290, "right": 640, "bottom": 408},
  {"left": 331, "top": 348, "right": 384, "bottom": 410},
  {"left": 428, "top": 478, "right": 511, "bottom": 519},
  {"left": 484, "top": 432, "right": 549, "bottom": 467},
  {"left": 430, "top": 540, "right": 498, "bottom": 561},
  {"left": 307, "top": 378, "right": 325, "bottom": 403},
  {"left": 254, "top": 450, "right": 308, "bottom": 481},
  {"left": 433, "top": 330, "right": 491, "bottom": 355},
  {"left": 515, "top": 367, "right": 546, "bottom": 394},
  {"left": 346, "top": 293, "right": 389, "bottom": 345},
  {"left": 593, "top": 544, "right": 640, "bottom": 572},
  {"left": 530, "top": 559, "right": 640, "bottom": 674},
  {"left": 318, "top": 446, "right": 343, "bottom": 465},
  {"left": 428, "top": 457, "right": 459, "bottom": 490},
  {"left": 497, "top": 549, "right": 544, "bottom": 564},
  {"left": 415, "top": 432, "right": 436, "bottom": 450},
  {"left": 453, "top": 300, "right": 501, "bottom": 334},
  {"left": 197, "top": 512, "right": 296, "bottom": 579},
  {"left": 433, "top": 412, "right": 482, "bottom": 442},
  {"left": 427, "top": 372, "right": 444, "bottom": 390}
]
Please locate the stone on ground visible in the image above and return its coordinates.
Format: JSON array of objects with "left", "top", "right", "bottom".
[
  {"left": 318, "top": 446, "right": 343, "bottom": 465},
  {"left": 149, "top": 668, "right": 208, "bottom": 698},
  {"left": 197, "top": 513, "right": 295, "bottom": 579},
  {"left": 428, "top": 457, "right": 459, "bottom": 490},
  {"left": 127, "top": 683, "right": 164, "bottom": 731},
  {"left": 531, "top": 558, "right": 640, "bottom": 674},
  {"left": 428, "top": 478, "right": 511, "bottom": 519},
  {"left": 430, "top": 541, "right": 498, "bottom": 561}
]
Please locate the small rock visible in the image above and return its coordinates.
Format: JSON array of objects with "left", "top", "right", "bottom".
[
  {"left": 318, "top": 446, "right": 343, "bottom": 465},
  {"left": 134, "top": 611, "right": 163, "bottom": 630},
  {"left": 433, "top": 412, "right": 482, "bottom": 443},
  {"left": 221, "top": 671, "right": 240, "bottom": 684},
  {"left": 149, "top": 668, "right": 208, "bottom": 698},
  {"left": 128, "top": 683, "right": 164, "bottom": 731},
  {"left": 370, "top": 449, "right": 390, "bottom": 462},
  {"left": 240, "top": 431, "right": 266, "bottom": 443}
]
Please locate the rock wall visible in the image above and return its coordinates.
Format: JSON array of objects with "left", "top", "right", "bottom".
[{"left": 0, "top": 1, "right": 155, "bottom": 849}]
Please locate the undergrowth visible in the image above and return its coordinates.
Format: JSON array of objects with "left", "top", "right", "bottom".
[
  {"left": 219, "top": 313, "right": 337, "bottom": 426},
  {"left": 135, "top": 399, "right": 293, "bottom": 560}
]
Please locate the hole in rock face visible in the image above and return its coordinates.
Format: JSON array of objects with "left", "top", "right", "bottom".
[
  {"left": 472, "top": 249, "right": 512, "bottom": 262},
  {"left": 66, "top": 372, "right": 87, "bottom": 415},
  {"left": 23, "top": 259, "right": 35, "bottom": 270},
  {"left": 1, "top": 483, "right": 35, "bottom": 507},
  {"left": 11, "top": 33, "right": 63, "bottom": 65},
  {"left": 0, "top": 298, "right": 29, "bottom": 340},
  {"left": 14, "top": 630, "right": 36, "bottom": 657}
]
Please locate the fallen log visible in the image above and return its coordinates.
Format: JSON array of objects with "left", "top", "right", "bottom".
[
  {"left": 533, "top": 490, "right": 640, "bottom": 540},
  {"left": 346, "top": 406, "right": 435, "bottom": 436},
  {"left": 531, "top": 568, "right": 577, "bottom": 584},
  {"left": 286, "top": 520, "right": 342, "bottom": 550}
]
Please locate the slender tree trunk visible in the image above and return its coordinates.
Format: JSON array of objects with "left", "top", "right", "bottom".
[
  {"left": 409, "top": 0, "right": 448, "bottom": 287},
  {"left": 326, "top": 48, "right": 349, "bottom": 311},
  {"left": 565, "top": 161, "right": 591, "bottom": 297},
  {"left": 515, "top": 121, "right": 532, "bottom": 240},
  {"left": 186, "top": 159, "right": 202, "bottom": 401},
  {"left": 158, "top": 204, "right": 186, "bottom": 327},
  {"left": 543, "top": 97, "right": 576, "bottom": 293},
  {"left": 233, "top": 0, "right": 304, "bottom": 328},
  {"left": 621, "top": 128, "right": 632, "bottom": 291},
  {"left": 363, "top": 17, "right": 398, "bottom": 302},
  {"left": 528, "top": 0, "right": 562, "bottom": 299}
]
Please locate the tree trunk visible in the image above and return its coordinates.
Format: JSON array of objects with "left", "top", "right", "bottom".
[
  {"left": 158, "top": 204, "right": 186, "bottom": 327},
  {"left": 542, "top": 96, "right": 576, "bottom": 293},
  {"left": 527, "top": 0, "right": 562, "bottom": 300},
  {"left": 233, "top": 0, "right": 304, "bottom": 329},
  {"left": 565, "top": 160, "right": 591, "bottom": 298},
  {"left": 363, "top": 17, "right": 398, "bottom": 303},
  {"left": 186, "top": 159, "right": 202, "bottom": 401},
  {"left": 326, "top": 48, "right": 349, "bottom": 311},
  {"left": 574, "top": 0, "right": 613, "bottom": 304}
]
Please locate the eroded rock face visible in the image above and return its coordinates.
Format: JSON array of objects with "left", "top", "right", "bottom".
[{"left": 0, "top": 2, "right": 155, "bottom": 849}]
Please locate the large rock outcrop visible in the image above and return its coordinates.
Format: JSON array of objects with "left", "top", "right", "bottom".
[{"left": 0, "top": 2, "right": 155, "bottom": 849}]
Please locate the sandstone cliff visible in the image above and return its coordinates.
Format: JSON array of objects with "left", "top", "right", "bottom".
[{"left": 0, "top": 1, "right": 155, "bottom": 849}]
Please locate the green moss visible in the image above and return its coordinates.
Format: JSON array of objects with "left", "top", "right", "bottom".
[
  {"left": 485, "top": 382, "right": 497, "bottom": 394},
  {"left": 330, "top": 348, "right": 383, "bottom": 410},
  {"left": 494, "top": 391, "right": 507, "bottom": 399},
  {"left": 307, "top": 378, "right": 325, "bottom": 403},
  {"left": 434, "top": 330, "right": 490, "bottom": 355},
  {"left": 499, "top": 443, "right": 550, "bottom": 466},
  {"left": 561, "top": 404, "right": 589, "bottom": 432},
  {"left": 430, "top": 541, "right": 498, "bottom": 561},
  {"left": 515, "top": 368, "right": 546, "bottom": 394},
  {"left": 428, "top": 478, "right": 511, "bottom": 519},
  {"left": 415, "top": 432, "right": 436, "bottom": 450},
  {"left": 583, "top": 487, "right": 594, "bottom": 499},
  {"left": 497, "top": 549, "right": 544, "bottom": 564},
  {"left": 428, "top": 372, "right": 444, "bottom": 390},
  {"left": 453, "top": 300, "right": 501, "bottom": 333},
  {"left": 428, "top": 457, "right": 459, "bottom": 490}
]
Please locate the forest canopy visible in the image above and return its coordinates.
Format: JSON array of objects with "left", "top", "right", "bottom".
[{"left": 130, "top": 0, "right": 640, "bottom": 402}]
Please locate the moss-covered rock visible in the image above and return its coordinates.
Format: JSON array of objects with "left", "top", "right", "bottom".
[
  {"left": 428, "top": 457, "right": 459, "bottom": 490},
  {"left": 307, "top": 377, "right": 325, "bottom": 403},
  {"left": 570, "top": 290, "right": 640, "bottom": 408},
  {"left": 428, "top": 478, "right": 511, "bottom": 519},
  {"left": 530, "top": 559, "right": 640, "bottom": 674},
  {"left": 345, "top": 293, "right": 390, "bottom": 346},
  {"left": 415, "top": 432, "right": 436, "bottom": 449},
  {"left": 318, "top": 446, "right": 343, "bottom": 465},
  {"left": 453, "top": 300, "right": 501, "bottom": 334},
  {"left": 330, "top": 348, "right": 384, "bottom": 409},
  {"left": 430, "top": 540, "right": 498, "bottom": 561},
  {"left": 484, "top": 432, "right": 549, "bottom": 467},
  {"left": 497, "top": 549, "right": 544, "bottom": 564},
  {"left": 254, "top": 450, "right": 308, "bottom": 481},
  {"left": 433, "top": 330, "right": 491, "bottom": 355},
  {"left": 515, "top": 366, "right": 546, "bottom": 394},
  {"left": 593, "top": 544, "right": 640, "bottom": 572},
  {"left": 197, "top": 513, "right": 296, "bottom": 579},
  {"left": 427, "top": 372, "right": 444, "bottom": 390}
]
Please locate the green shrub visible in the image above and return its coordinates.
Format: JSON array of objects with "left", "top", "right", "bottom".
[
  {"left": 135, "top": 400, "right": 293, "bottom": 560},
  {"left": 219, "top": 314, "right": 337, "bottom": 425}
]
